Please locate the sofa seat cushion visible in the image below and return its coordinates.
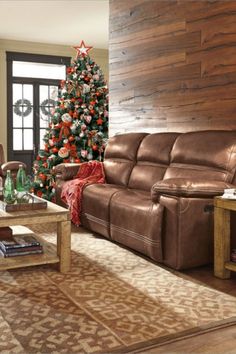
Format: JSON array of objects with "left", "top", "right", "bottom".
[
  {"left": 110, "top": 189, "right": 164, "bottom": 261},
  {"left": 81, "top": 184, "right": 124, "bottom": 238}
]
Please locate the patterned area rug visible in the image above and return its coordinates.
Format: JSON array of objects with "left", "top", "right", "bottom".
[{"left": 1, "top": 223, "right": 236, "bottom": 353}]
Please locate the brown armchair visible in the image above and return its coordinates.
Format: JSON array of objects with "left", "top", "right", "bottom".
[{"left": 0, "top": 144, "right": 27, "bottom": 183}]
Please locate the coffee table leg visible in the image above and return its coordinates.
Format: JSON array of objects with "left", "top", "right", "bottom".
[
  {"left": 214, "top": 206, "right": 231, "bottom": 279},
  {"left": 57, "top": 221, "right": 71, "bottom": 273}
]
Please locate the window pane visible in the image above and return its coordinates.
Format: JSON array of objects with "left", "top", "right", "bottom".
[
  {"left": 13, "top": 112, "right": 22, "bottom": 128},
  {"left": 13, "top": 61, "right": 66, "bottom": 80},
  {"left": 23, "top": 111, "right": 33, "bottom": 128},
  {"left": 23, "top": 129, "right": 33, "bottom": 149},
  {"left": 40, "top": 111, "right": 50, "bottom": 128},
  {"left": 40, "top": 85, "right": 48, "bottom": 104},
  {"left": 40, "top": 129, "right": 46, "bottom": 149},
  {"left": 50, "top": 86, "right": 58, "bottom": 100},
  {"left": 23, "top": 84, "right": 33, "bottom": 103},
  {"left": 13, "top": 129, "right": 22, "bottom": 150},
  {"left": 13, "top": 83, "right": 22, "bottom": 104}
]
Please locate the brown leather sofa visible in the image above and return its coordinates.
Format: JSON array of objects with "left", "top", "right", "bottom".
[{"left": 54, "top": 130, "right": 236, "bottom": 270}]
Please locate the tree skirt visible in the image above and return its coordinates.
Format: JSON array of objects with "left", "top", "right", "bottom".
[{"left": 1, "top": 224, "right": 236, "bottom": 353}]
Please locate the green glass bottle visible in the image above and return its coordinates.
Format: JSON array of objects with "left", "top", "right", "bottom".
[
  {"left": 16, "top": 164, "right": 27, "bottom": 203},
  {"left": 3, "top": 170, "right": 15, "bottom": 204}
]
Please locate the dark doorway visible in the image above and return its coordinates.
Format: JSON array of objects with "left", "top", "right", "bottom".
[{"left": 7, "top": 52, "right": 71, "bottom": 174}]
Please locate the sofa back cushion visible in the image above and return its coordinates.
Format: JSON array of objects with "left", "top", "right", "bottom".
[
  {"left": 104, "top": 132, "right": 148, "bottom": 186},
  {"left": 165, "top": 130, "right": 236, "bottom": 182},
  {"left": 128, "top": 133, "right": 180, "bottom": 191}
]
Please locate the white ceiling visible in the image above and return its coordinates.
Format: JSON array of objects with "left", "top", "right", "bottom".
[{"left": 0, "top": 0, "right": 109, "bottom": 49}]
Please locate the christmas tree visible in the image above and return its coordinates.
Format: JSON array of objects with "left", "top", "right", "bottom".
[{"left": 33, "top": 41, "right": 109, "bottom": 201}]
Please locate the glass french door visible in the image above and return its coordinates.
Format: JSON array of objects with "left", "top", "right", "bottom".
[{"left": 9, "top": 78, "right": 59, "bottom": 174}]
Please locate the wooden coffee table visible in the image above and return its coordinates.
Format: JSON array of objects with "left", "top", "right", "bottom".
[{"left": 0, "top": 200, "right": 71, "bottom": 273}]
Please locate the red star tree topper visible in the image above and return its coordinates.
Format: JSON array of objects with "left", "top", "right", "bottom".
[{"left": 73, "top": 40, "right": 93, "bottom": 58}]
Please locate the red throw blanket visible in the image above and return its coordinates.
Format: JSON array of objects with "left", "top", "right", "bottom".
[{"left": 61, "top": 161, "right": 105, "bottom": 226}]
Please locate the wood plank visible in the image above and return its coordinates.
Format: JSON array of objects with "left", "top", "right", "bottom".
[
  {"left": 111, "top": 52, "right": 186, "bottom": 82},
  {"left": 57, "top": 221, "right": 71, "bottom": 273},
  {"left": 110, "top": 21, "right": 186, "bottom": 51},
  {"left": 214, "top": 197, "right": 236, "bottom": 211},
  {"left": 187, "top": 13, "right": 236, "bottom": 47},
  {"left": 109, "top": 63, "right": 201, "bottom": 92},
  {"left": 187, "top": 46, "right": 236, "bottom": 77},
  {"left": 214, "top": 206, "right": 231, "bottom": 279},
  {"left": 225, "top": 261, "right": 236, "bottom": 272}
]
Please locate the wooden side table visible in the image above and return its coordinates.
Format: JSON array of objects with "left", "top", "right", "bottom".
[{"left": 214, "top": 196, "right": 236, "bottom": 279}]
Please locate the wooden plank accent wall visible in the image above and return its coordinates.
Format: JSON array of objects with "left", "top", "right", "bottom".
[{"left": 109, "top": 0, "right": 236, "bottom": 136}]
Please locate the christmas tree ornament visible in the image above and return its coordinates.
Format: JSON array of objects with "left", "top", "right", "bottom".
[
  {"left": 61, "top": 113, "right": 72, "bottom": 123},
  {"left": 49, "top": 139, "right": 54, "bottom": 146},
  {"left": 96, "top": 118, "right": 103, "bottom": 125},
  {"left": 85, "top": 115, "right": 92, "bottom": 124},
  {"left": 81, "top": 149, "right": 88, "bottom": 158},
  {"left": 58, "top": 147, "right": 69, "bottom": 158},
  {"left": 87, "top": 151, "right": 93, "bottom": 160}
]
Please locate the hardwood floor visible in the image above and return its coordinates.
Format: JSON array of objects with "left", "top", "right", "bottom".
[{"left": 142, "top": 266, "right": 236, "bottom": 354}]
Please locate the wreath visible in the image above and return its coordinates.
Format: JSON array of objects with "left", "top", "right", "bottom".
[
  {"left": 40, "top": 99, "right": 56, "bottom": 116},
  {"left": 14, "top": 99, "right": 32, "bottom": 117}
]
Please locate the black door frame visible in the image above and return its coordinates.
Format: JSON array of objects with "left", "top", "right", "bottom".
[{"left": 6, "top": 52, "right": 71, "bottom": 171}]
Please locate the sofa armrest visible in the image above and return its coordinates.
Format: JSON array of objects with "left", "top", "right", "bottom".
[
  {"left": 151, "top": 178, "right": 235, "bottom": 202},
  {"left": 52, "top": 163, "right": 82, "bottom": 181},
  {"left": 1, "top": 161, "right": 27, "bottom": 175}
]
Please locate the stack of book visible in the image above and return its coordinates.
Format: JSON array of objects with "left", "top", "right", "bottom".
[
  {"left": 221, "top": 189, "right": 236, "bottom": 199},
  {"left": 0, "top": 234, "right": 43, "bottom": 258}
]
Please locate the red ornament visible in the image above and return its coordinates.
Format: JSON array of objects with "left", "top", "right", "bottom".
[
  {"left": 64, "top": 143, "right": 71, "bottom": 150},
  {"left": 70, "top": 150, "right": 77, "bottom": 158},
  {"left": 69, "top": 136, "right": 75, "bottom": 142},
  {"left": 92, "top": 145, "right": 98, "bottom": 151},
  {"left": 60, "top": 80, "right": 65, "bottom": 88},
  {"left": 90, "top": 109, "right": 95, "bottom": 115},
  {"left": 39, "top": 173, "right": 47, "bottom": 181},
  {"left": 75, "top": 158, "right": 81, "bottom": 163},
  {"left": 52, "top": 147, "right": 58, "bottom": 153},
  {"left": 66, "top": 67, "right": 74, "bottom": 74},
  {"left": 96, "top": 118, "right": 103, "bottom": 125},
  {"left": 37, "top": 191, "right": 43, "bottom": 198}
]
